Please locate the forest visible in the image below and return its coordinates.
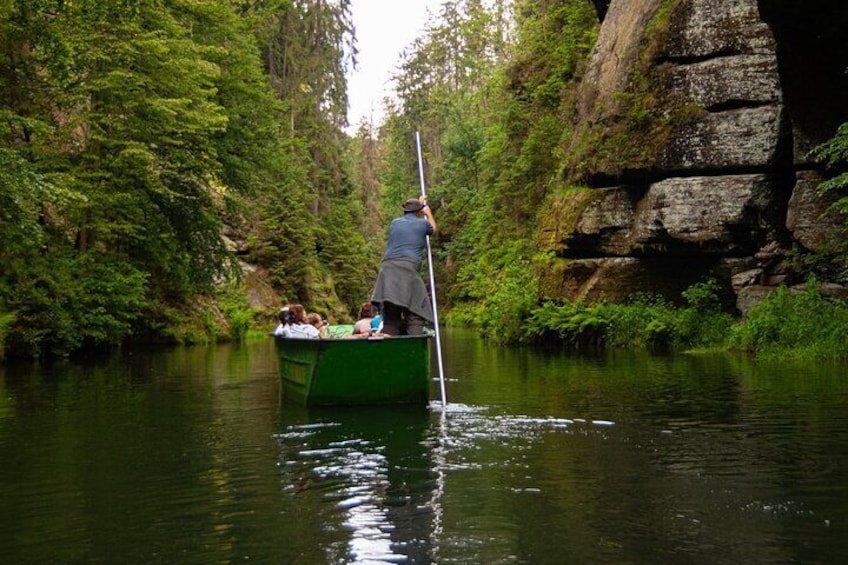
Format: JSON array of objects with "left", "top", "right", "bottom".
[{"left": 1, "top": 0, "right": 847, "bottom": 360}]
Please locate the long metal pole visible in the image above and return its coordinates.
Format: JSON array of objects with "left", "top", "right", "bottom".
[{"left": 416, "top": 131, "right": 447, "bottom": 406}]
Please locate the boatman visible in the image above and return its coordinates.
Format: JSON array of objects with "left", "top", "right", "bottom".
[{"left": 370, "top": 195, "right": 436, "bottom": 336}]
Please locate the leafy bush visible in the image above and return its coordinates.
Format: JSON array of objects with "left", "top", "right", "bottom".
[
  {"left": 523, "top": 280, "right": 734, "bottom": 352},
  {"left": 602, "top": 293, "right": 676, "bottom": 349},
  {"left": 218, "top": 284, "right": 258, "bottom": 341},
  {"left": 789, "top": 247, "right": 848, "bottom": 285},
  {"left": 729, "top": 281, "right": 848, "bottom": 359},
  {"left": 645, "top": 319, "right": 672, "bottom": 351},
  {"left": 445, "top": 241, "right": 539, "bottom": 345},
  {"left": 810, "top": 120, "right": 848, "bottom": 215},
  {"left": 674, "top": 280, "right": 736, "bottom": 349},
  {"left": 5, "top": 253, "right": 149, "bottom": 357},
  {"left": 525, "top": 301, "right": 609, "bottom": 349}
]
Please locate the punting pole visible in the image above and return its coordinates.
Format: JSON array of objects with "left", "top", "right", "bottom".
[{"left": 416, "top": 131, "right": 447, "bottom": 406}]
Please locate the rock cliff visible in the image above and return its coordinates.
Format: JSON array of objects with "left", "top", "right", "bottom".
[{"left": 538, "top": 0, "right": 848, "bottom": 311}]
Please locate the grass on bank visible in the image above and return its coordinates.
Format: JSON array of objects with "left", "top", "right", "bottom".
[{"left": 728, "top": 282, "right": 848, "bottom": 360}]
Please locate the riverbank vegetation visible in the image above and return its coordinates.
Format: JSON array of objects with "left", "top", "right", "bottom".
[
  {"left": 506, "top": 279, "right": 848, "bottom": 360},
  {"left": 728, "top": 282, "right": 848, "bottom": 360},
  {"left": 523, "top": 280, "right": 735, "bottom": 351}
]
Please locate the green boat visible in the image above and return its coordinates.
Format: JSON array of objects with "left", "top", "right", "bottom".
[{"left": 274, "top": 332, "right": 432, "bottom": 406}]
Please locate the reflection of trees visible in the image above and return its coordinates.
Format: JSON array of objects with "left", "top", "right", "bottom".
[
  {"left": 5, "top": 333, "right": 847, "bottom": 563},
  {"left": 0, "top": 341, "right": 285, "bottom": 563}
]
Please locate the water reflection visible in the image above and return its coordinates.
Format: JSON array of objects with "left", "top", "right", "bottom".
[
  {"left": 275, "top": 405, "right": 435, "bottom": 563},
  {"left": 272, "top": 398, "right": 621, "bottom": 564},
  {"left": 424, "top": 402, "right": 620, "bottom": 563},
  {"left": 0, "top": 342, "right": 285, "bottom": 564}
]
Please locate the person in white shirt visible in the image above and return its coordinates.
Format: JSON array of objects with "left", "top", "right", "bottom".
[{"left": 273, "top": 304, "right": 320, "bottom": 339}]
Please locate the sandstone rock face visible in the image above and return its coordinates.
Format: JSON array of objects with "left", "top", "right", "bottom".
[
  {"left": 663, "top": 0, "right": 775, "bottom": 58},
  {"left": 538, "top": 187, "right": 641, "bottom": 257},
  {"left": 648, "top": 0, "right": 785, "bottom": 175},
  {"left": 664, "top": 55, "right": 780, "bottom": 108},
  {"left": 574, "top": 0, "right": 663, "bottom": 124},
  {"left": 632, "top": 174, "right": 779, "bottom": 254},
  {"left": 735, "top": 285, "right": 775, "bottom": 316},
  {"left": 540, "top": 0, "right": 845, "bottom": 308},
  {"left": 241, "top": 262, "right": 282, "bottom": 313},
  {"left": 658, "top": 106, "right": 784, "bottom": 172},
  {"left": 539, "top": 257, "right": 710, "bottom": 303},
  {"left": 539, "top": 256, "right": 742, "bottom": 307},
  {"left": 571, "top": 0, "right": 784, "bottom": 179},
  {"left": 786, "top": 170, "right": 844, "bottom": 252}
]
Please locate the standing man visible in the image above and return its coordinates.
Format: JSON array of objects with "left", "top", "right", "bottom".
[{"left": 371, "top": 195, "right": 437, "bottom": 336}]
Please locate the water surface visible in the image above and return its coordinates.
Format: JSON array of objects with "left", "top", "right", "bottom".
[{"left": 1, "top": 330, "right": 847, "bottom": 563}]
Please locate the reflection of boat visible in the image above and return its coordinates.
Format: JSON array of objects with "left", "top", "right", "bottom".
[{"left": 274, "top": 334, "right": 431, "bottom": 406}]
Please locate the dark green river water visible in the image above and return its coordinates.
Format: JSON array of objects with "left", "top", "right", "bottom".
[{"left": 1, "top": 329, "right": 847, "bottom": 564}]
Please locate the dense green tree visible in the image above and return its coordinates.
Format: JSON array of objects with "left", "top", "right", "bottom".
[
  {"left": 0, "top": 0, "right": 375, "bottom": 356},
  {"left": 1, "top": 1, "right": 235, "bottom": 355},
  {"left": 255, "top": 0, "right": 375, "bottom": 318},
  {"left": 348, "top": 121, "right": 386, "bottom": 245},
  {"left": 0, "top": 0, "right": 625, "bottom": 355}
]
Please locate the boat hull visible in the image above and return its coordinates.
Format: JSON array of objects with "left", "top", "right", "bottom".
[{"left": 275, "top": 335, "right": 431, "bottom": 406}]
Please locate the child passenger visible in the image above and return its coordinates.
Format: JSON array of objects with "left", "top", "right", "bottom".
[{"left": 308, "top": 312, "right": 328, "bottom": 338}]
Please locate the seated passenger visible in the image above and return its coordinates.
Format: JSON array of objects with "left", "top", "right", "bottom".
[
  {"left": 370, "top": 307, "right": 383, "bottom": 334},
  {"left": 272, "top": 306, "right": 292, "bottom": 336},
  {"left": 352, "top": 302, "right": 377, "bottom": 336},
  {"left": 308, "top": 312, "right": 329, "bottom": 338},
  {"left": 274, "top": 304, "right": 320, "bottom": 339}
]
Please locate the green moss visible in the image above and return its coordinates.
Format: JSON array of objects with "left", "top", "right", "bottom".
[
  {"left": 537, "top": 256, "right": 577, "bottom": 300},
  {"left": 535, "top": 186, "right": 596, "bottom": 252},
  {"left": 642, "top": 0, "right": 681, "bottom": 57}
]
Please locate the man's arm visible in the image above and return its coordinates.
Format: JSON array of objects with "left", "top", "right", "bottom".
[{"left": 419, "top": 196, "right": 437, "bottom": 233}]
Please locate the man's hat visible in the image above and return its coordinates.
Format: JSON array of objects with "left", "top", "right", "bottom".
[{"left": 402, "top": 198, "right": 425, "bottom": 212}]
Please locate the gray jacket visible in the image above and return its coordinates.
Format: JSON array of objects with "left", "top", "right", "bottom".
[{"left": 371, "top": 257, "right": 433, "bottom": 322}]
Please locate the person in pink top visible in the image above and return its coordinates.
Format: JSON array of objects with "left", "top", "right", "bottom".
[{"left": 352, "top": 302, "right": 377, "bottom": 336}]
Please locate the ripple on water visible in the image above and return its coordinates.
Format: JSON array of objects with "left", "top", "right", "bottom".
[{"left": 276, "top": 406, "right": 613, "bottom": 563}]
